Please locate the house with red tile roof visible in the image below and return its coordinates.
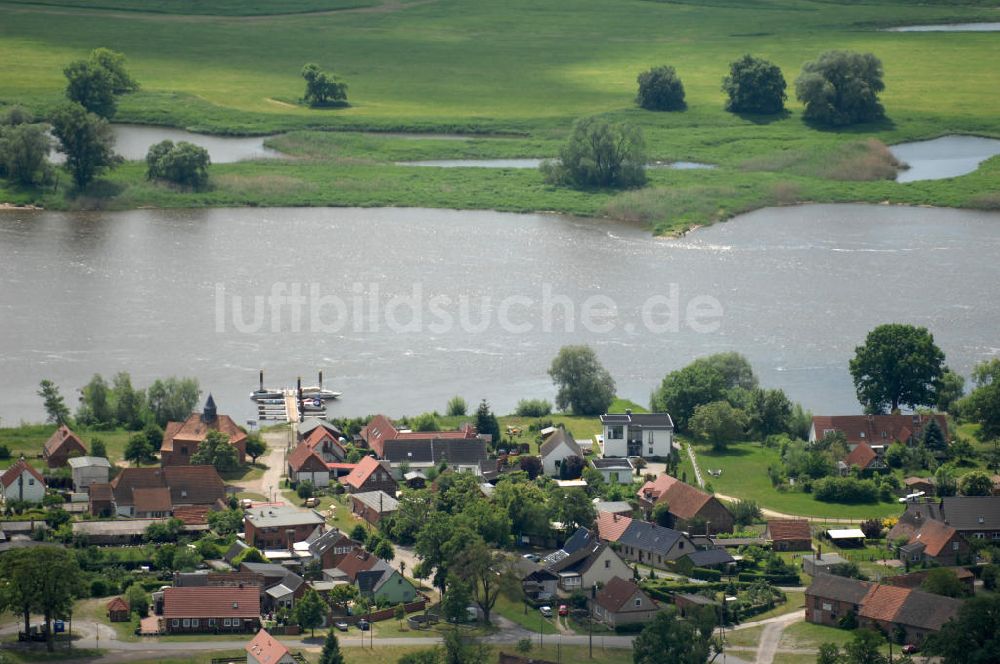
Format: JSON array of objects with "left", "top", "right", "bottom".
[
  {"left": 327, "top": 550, "right": 378, "bottom": 583},
  {"left": 162, "top": 586, "right": 260, "bottom": 633},
  {"left": 359, "top": 415, "right": 488, "bottom": 475},
  {"left": 42, "top": 425, "right": 87, "bottom": 468},
  {"left": 104, "top": 465, "right": 226, "bottom": 518},
  {"left": 840, "top": 441, "right": 886, "bottom": 475},
  {"left": 765, "top": 519, "right": 813, "bottom": 552},
  {"left": 341, "top": 456, "right": 397, "bottom": 495},
  {"left": 810, "top": 414, "right": 948, "bottom": 448},
  {"left": 302, "top": 427, "right": 346, "bottom": 462},
  {"left": 885, "top": 567, "right": 975, "bottom": 595},
  {"left": 1, "top": 459, "right": 46, "bottom": 504},
  {"left": 898, "top": 518, "right": 970, "bottom": 567},
  {"left": 107, "top": 596, "right": 130, "bottom": 622},
  {"left": 637, "top": 474, "right": 734, "bottom": 534},
  {"left": 591, "top": 577, "right": 659, "bottom": 628},
  {"left": 287, "top": 443, "right": 330, "bottom": 488},
  {"left": 160, "top": 395, "right": 247, "bottom": 466},
  {"left": 595, "top": 511, "right": 633, "bottom": 542},
  {"left": 245, "top": 628, "right": 295, "bottom": 664}
]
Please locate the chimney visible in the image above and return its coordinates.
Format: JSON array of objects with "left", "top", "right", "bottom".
[
  {"left": 259, "top": 369, "right": 264, "bottom": 392},
  {"left": 319, "top": 370, "right": 323, "bottom": 390}
]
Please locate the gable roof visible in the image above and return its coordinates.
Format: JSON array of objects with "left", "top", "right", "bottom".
[
  {"left": 351, "top": 490, "right": 399, "bottom": 514},
  {"left": 298, "top": 417, "right": 344, "bottom": 440},
  {"left": 767, "top": 519, "right": 812, "bottom": 542},
  {"left": 303, "top": 427, "right": 345, "bottom": 456},
  {"left": 617, "top": 520, "right": 687, "bottom": 557},
  {"left": 381, "top": 437, "right": 489, "bottom": 467},
  {"left": 88, "top": 482, "right": 113, "bottom": 502},
  {"left": 844, "top": 442, "right": 878, "bottom": 470},
  {"left": 1, "top": 459, "right": 45, "bottom": 489},
  {"left": 594, "top": 576, "right": 652, "bottom": 613},
  {"left": 161, "top": 403, "right": 247, "bottom": 453},
  {"left": 859, "top": 584, "right": 912, "bottom": 623},
  {"left": 595, "top": 511, "right": 633, "bottom": 542},
  {"left": 68, "top": 456, "right": 111, "bottom": 469},
  {"left": 812, "top": 414, "right": 948, "bottom": 447},
  {"left": 246, "top": 628, "right": 290, "bottom": 664},
  {"left": 806, "top": 574, "right": 872, "bottom": 605},
  {"left": 893, "top": 589, "right": 963, "bottom": 631},
  {"left": 539, "top": 428, "right": 583, "bottom": 460},
  {"left": 106, "top": 596, "right": 129, "bottom": 613},
  {"left": 342, "top": 456, "right": 389, "bottom": 490},
  {"left": 43, "top": 425, "right": 86, "bottom": 458},
  {"left": 360, "top": 415, "right": 400, "bottom": 458},
  {"left": 638, "top": 474, "right": 719, "bottom": 521},
  {"left": 683, "top": 548, "right": 735, "bottom": 567},
  {"left": 335, "top": 551, "right": 378, "bottom": 582},
  {"left": 307, "top": 528, "right": 357, "bottom": 557},
  {"left": 908, "top": 518, "right": 961, "bottom": 557},
  {"left": 892, "top": 496, "right": 1000, "bottom": 536},
  {"left": 132, "top": 487, "right": 173, "bottom": 513},
  {"left": 162, "top": 586, "right": 260, "bottom": 619},
  {"left": 287, "top": 443, "right": 328, "bottom": 473},
  {"left": 110, "top": 466, "right": 225, "bottom": 507}
]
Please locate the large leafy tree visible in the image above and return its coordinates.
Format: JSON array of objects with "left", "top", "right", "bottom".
[
  {"left": 89, "top": 47, "right": 139, "bottom": 94},
  {"left": 50, "top": 102, "right": 120, "bottom": 189},
  {"left": 111, "top": 371, "right": 146, "bottom": 430},
  {"left": 301, "top": 63, "right": 348, "bottom": 106},
  {"left": 146, "top": 377, "right": 200, "bottom": 427},
  {"left": 293, "top": 588, "right": 327, "bottom": 637},
  {"left": 451, "top": 536, "right": 518, "bottom": 625},
  {"left": 77, "top": 373, "right": 114, "bottom": 427},
  {"left": 962, "top": 359, "right": 1000, "bottom": 442},
  {"left": 636, "top": 65, "right": 686, "bottom": 111},
  {"left": 146, "top": 140, "right": 211, "bottom": 189},
  {"left": 925, "top": 595, "right": 1000, "bottom": 664},
  {"left": 542, "top": 117, "right": 646, "bottom": 189},
  {"left": 746, "top": 387, "right": 793, "bottom": 438},
  {"left": 64, "top": 60, "right": 117, "bottom": 118},
  {"left": 849, "top": 324, "right": 945, "bottom": 413},
  {"left": 959, "top": 471, "right": 994, "bottom": 496},
  {"left": 37, "top": 379, "right": 71, "bottom": 425},
  {"left": 795, "top": 50, "right": 886, "bottom": 126},
  {"left": 633, "top": 607, "right": 712, "bottom": 664},
  {"left": 0, "top": 122, "right": 53, "bottom": 186},
  {"left": 124, "top": 432, "right": 157, "bottom": 465},
  {"left": 689, "top": 400, "right": 747, "bottom": 451},
  {"left": 190, "top": 429, "right": 240, "bottom": 472},
  {"left": 651, "top": 352, "right": 757, "bottom": 431},
  {"left": 548, "top": 344, "right": 616, "bottom": 415},
  {"left": 722, "top": 54, "right": 787, "bottom": 114},
  {"left": 245, "top": 433, "right": 266, "bottom": 464}
]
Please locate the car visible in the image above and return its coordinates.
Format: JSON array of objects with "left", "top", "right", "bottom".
[
  {"left": 357, "top": 619, "right": 370, "bottom": 631},
  {"left": 539, "top": 606, "right": 553, "bottom": 618},
  {"left": 522, "top": 553, "right": 539, "bottom": 562},
  {"left": 334, "top": 622, "right": 349, "bottom": 632},
  {"left": 558, "top": 604, "right": 568, "bottom": 616},
  {"left": 901, "top": 645, "right": 918, "bottom": 655}
]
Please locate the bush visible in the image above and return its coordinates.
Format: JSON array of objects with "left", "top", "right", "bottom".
[
  {"left": 722, "top": 54, "right": 786, "bottom": 114},
  {"left": 445, "top": 396, "right": 467, "bottom": 416},
  {"left": 737, "top": 571, "right": 800, "bottom": 585},
  {"left": 813, "top": 476, "right": 879, "bottom": 504},
  {"left": 515, "top": 399, "right": 552, "bottom": 417},
  {"left": 301, "top": 63, "right": 347, "bottom": 106},
  {"left": 636, "top": 65, "right": 686, "bottom": 111},
  {"left": 145, "top": 140, "right": 210, "bottom": 189},
  {"left": 795, "top": 50, "right": 885, "bottom": 126},
  {"left": 690, "top": 567, "right": 722, "bottom": 582},
  {"left": 541, "top": 117, "right": 647, "bottom": 189}
]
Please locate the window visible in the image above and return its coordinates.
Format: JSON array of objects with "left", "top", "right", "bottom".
[
  {"left": 859, "top": 432, "right": 865, "bottom": 438},
  {"left": 182, "top": 619, "right": 190, "bottom": 627},
  {"left": 608, "top": 426, "right": 623, "bottom": 440},
  {"left": 822, "top": 602, "right": 832, "bottom": 612},
  {"left": 678, "top": 541, "right": 684, "bottom": 549},
  {"left": 208, "top": 619, "right": 216, "bottom": 626},
  {"left": 28, "top": 479, "right": 34, "bottom": 485},
  {"left": 953, "top": 541, "right": 960, "bottom": 551},
  {"left": 634, "top": 598, "right": 642, "bottom": 607},
  {"left": 172, "top": 619, "right": 179, "bottom": 627},
  {"left": 192, "top": 619, "right": 199, "bottom": 627},
  {"left": 224, "top": 618, "right": 232, "bottom": 627},
  {"left": 605, "top": 560, "right": 610, "bottom": 569}
]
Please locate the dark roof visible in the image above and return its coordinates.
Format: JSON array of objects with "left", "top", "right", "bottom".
[
  {"left": 893, "top": 497, "right": 1000, "bottom": 537},
  {"left": 241, "top": 562, "right": 292, "bottom": 579},
  {"left": 512, "top": 557, "right": 559, "bottom": 581},
  {"left": 563, "top": 527, "right": 596, "bottom": 555},
  {"left": 594, "top": 577, "right": 649, "bottom": 613},
  {"left": 682, "top": 548, "right": 735, "bottom": 567},
  {"left": 382, "top": 437, "right": 489, "bottom": 467},
  {"left": 356, "top": 562, "right": 391, "bottom": 594},
  {"left": 591, "top": 458, "right": 633, "bottom": 470},
  {"left": 600, "top": 412, "right": 674, "bottom": 428},
  {"left": 806, "top": 573, "right": 871, "bottom": 605},
  {"left": 617, "top": 520, "right": 686, "bottom": 557},
  {"left": 308, "top": 528, "right": 357, "bottom": 557},
  {"left": 539, "top": 429, "right": 582, "bottom": 459}
]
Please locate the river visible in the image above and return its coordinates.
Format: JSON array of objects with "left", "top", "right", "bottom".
[{"left": 1, "top": 204, "right": 998, "bottom": 425}]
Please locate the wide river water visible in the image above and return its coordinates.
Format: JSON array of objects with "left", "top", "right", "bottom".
[{"left": 1, "top": 204, "right": 998, "bottom": 425}]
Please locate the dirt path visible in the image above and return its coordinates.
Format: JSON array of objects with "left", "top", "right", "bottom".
[
  {"left": 231, "top": 431, "right": 288, "bottom": 501},
  {"left": 685, "top": 441, "right": 706, "bottom": 488},
  {"left": 752, "top": 612, "right": 803, "bottom": 664}
]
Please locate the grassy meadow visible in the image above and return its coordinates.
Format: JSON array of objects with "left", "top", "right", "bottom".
[{"left": 0, "top": 0, "right": 998, "bottom": 231}]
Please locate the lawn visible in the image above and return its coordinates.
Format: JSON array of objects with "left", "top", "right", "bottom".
[
  {"left": 492, "top": 593, "right": 558, "bottom": 635},
  {"left": 0, "top": 0, "right": 998, "bottom": 231},
  {"left": 690, "top": 440, "right": 903, "bottom": 520},
  {"left": 724, "top": 624, "right": 765, "bottom": 648},
  {"left": 780, "top": 621, "right": 894, "bottom": 656},
  {"left": 0, "top": 423, "right": 136, "bottom": 467}
]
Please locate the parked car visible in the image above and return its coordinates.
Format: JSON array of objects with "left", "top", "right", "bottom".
[
  {"left": 522, "top": 553, "right": 539, "bottom": 562},
  {"left": 539, "top": 606, "right": 553, "bottom": 618},
  {"left": 558, "top": 604, "right": 568, "bottom": 616},
  {"left": 334, "top": 622, "right": 349, "bottom": 632},
  {"left": 357, "top": 619, "right": 370, "bottom": 631},
  {"left": 901, "top": 645, "right": 918, "bottom": 655}
]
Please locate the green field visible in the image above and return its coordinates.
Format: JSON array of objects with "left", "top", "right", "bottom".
[{"left": 1, "top": 0, "right": 998, "bottom": 231}]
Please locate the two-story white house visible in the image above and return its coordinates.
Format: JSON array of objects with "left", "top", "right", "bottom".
[
  {"left": 599, "top": 410, "right": 674, "bottom": 459},
  {"left": 540, "top": 428, "right": 584, "bottom": 477}
]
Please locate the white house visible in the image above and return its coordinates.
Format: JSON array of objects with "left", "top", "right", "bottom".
[
  {"left": 1, "top": 460, "right": 46, "bottom": 504},
  {"left": 600, "top": 410, "right": 674, "bottom": 459},
  {"left": 590, "top": 457, "right": 634, "bottom": 484},
  {"left": 540, "top": 428, "right": 584, "bottom": 477},
  {"left": 68, "top": 456, "right": 111, "bottom": 492}
]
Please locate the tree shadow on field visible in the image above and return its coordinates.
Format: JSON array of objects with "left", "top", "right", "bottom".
[
  {"left": 802, "top": 115, "right": 897, "bottom": 134},
  {"left": 697, "top": 443, "right": 754, "bottom": 458},
  {"left": 70, "top": 179, "right": 126, "bottom": 200},
  {"left": 732, "top": 109, "right": 791, "bottom": 126}
]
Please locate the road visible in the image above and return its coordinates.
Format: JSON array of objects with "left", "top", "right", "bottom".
[
  {"left": 232, "top": 431, "right": 289, "bottom": 502},
  {"left": 749, "top": 612, "right": 803, "bottom": 664}
]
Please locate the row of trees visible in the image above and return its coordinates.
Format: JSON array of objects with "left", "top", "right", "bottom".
[
  {"left": 40, "top": 373, "right": 201, "bottom": 430},
  {"left": 0, "top": 546, "right": 85, "bottom": 652}
]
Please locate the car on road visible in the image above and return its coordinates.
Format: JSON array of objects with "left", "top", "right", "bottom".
[
  {"left": 558, "top": 604, "right": 568, "bottom": 616},
  {"left": 334, "top": 621, "right": 349, "bottom": 632},
  {"left": 357, "top": 619, "right": 370, "bottom": 631},
  {"left": 539, "top": 606, "right": 553, "bottom": 618},
  {"left": 901, "top": 645, "right": 918, "bottom": 655}
]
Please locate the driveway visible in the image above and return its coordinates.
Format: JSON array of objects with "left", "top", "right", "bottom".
[{"left": 232, "top": 430, "right": 289, "bottom": 502}]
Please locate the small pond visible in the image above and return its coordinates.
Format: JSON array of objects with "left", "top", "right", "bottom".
[
  {"left": 890, "top": 135, "right": 1000, "bottom": 182},
  {"left": 885, "top": 22, "right": 1000, "bottom": 32},
  {"left": 397, "top": 158, "right": 715, "bottom": 169}
]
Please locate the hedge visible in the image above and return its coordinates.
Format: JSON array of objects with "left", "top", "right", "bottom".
[
  {"left": 738, "top": 572, "right": 800, "bottom": 585},
  {"left": 690, "top": 567, "right": 723, "bottom": 582}
]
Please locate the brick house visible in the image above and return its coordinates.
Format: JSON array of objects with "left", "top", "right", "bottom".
[
  {"left": 305, "top": 528, "right": 361, "bottom": 570},
  {"left": 286, "top": 443, "right": 330, "bottom": 488},
  {"left": 161, "top": 586, "right": 260, "bottom": 633},
  {"left": 637, "top": 474, "right": 734, "bottom": 534},
  {"left": 903, "top": 477, "right": 935, "bottom": 496},
  {"left": 885, "top": 567, "right": 975, "bottom": 595},
  {"left": 897, "top": 519, "right": 970, "bottom": 567},
  {"left": 42, "top": 425, "right": 87, "bottom": 468},
  {"left": 160, "top": 395, "right": 247, "bottom": 466},
  {"left": 805, "top": 574, "right": 871, "bottom": 628},
  {"left": 809, "top": 414, "right": 949, "bottom": 448},
  {"left": 243, "top": 505, "right": 325, "bottom": 550},
  {"left": 350, "top": 490, "right": 399, "bottom": 525},
  {"left": 890, "top": 496, "right": 1000, "bottom": 542},
  {"left": 103, "top": 465, "right": 226, "bottom": 518},
  {"left": 765, "top": 519, "right": 813, "bottom": 552},
  {"left": 341, "top": 456, "right": 398, "bottom": 495},
  {"left": 591, "top": 577, "right": 659, "bottom": 628}
]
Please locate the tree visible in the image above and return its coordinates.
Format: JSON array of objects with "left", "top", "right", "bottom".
[
  {"left": 440, "top": 574, "right": 472, "bottom": 623},
  {"left": 936, "top": 368, "right": 965, "bottom": 414},
  {"left": 38, "top": 379, "right": 71, "bottom": 425},
  {"left": 859, "top": 519, "right": 883, "bottom": 539},
  {"left": 747, "top": 387, "right": 793, "bottom": 438},
  {"left": 0, "top": 122, "right": 53, "bottom": 186},
  {"left": 636, "top": 65, "right": 686, "bottom": 111},
  {"left": 541, "top": 117, "right": 646, "bottom": 189},
  {"left": 77, "top": 373, "right": 114, "bottom": 427},
  {"left": 548, "top": 345, "right": 616, "bottom": 415},
  {"left": 350, "top": 523, "right": 368, "bottom": 542},
  {"left": 375, "top": 538, "right": 395, "bottom": 562},
  {"left": 297, "top": 480, "right": 316, "bottom": 500},
  {"left": 327, "top": 584, "right": 358, "bottom": 614},
  {"left": 920, "top": 567, "right": 968, "bottom": 598},
  {"left": 445, "top": 396, "right": 467, "bottom": 416},
  {"left": 474, "top": 399, "right": 501, "bottom": 446},
  {"left": 124, "top": 433, "right": 156, "bottom": 465},
  {"left": 293, "top": 588, "right": 327, "bottom": 637},
  {"left": 50, "top": 102, "right": 119, "bottom": 189},
  {"left": 89, "top": 47, "right": 139, "bottom": 94},
  {"left": 842, "top": 628, "right": 889, "bottom": 664},
  {"left": 518, "top": 455, "right": 542, "bottom": 480},
  {"left": 190, "top": 429, "right": 240, "bottom": 472},
  {"left": 795, "top": 50, "right": 886, "bottom": 126},
  {"left": 411, "top": 412, "right": 440, "bottom": 432},
  {"left": 34, "top": 546, "right": 84, "bottom": 652},
  {"left": 145, "top": 140, "right": 211, "bottom": 188},
  {"left": 111, "top": 372, "right": 146, "bottom": 430},
  {"left": 651, "top": 353, "right": 757, "bottom": 431},
  {"left": 652, "top": 502, "right": 673, "bottom": 528},
  {"left": 722, "top": 54, "right": 787, "bottom": 114},
  {"left": 922, "top": 418, "right": 947, "bottom": 455},
  {"left": 817, "top": 643, "right": 841, "bottom": 664},
  {"left": 146, "top": 377, "right": 200, "bottom": 427},
  {"left": 233, "top": 547, "right": 268, "bottom": 566},
  {"left": 208, "top": 507, "right": 244, "bottom": 534},
  {"left": 442, "top": 626, "right": 491, "bottom": 664},
  {"left": 394, "top": 602, "right": 406, "bottom": 628},
  {"left": 559, "top": 454, "right": 584, "bottom": 480},
  {"left": 925, "top": 595, "right": 1000, "bottom": 664},
  {"left": 319, "top": 628, "right": 345, "bottom": 664},
  {"left": 849, "top": 324, "right": 945, "bottom": 413},
  {"left": 0, "top": 548, "right": 39, "bottom": 637},
  {"left": 239, "top": 433, "right": 264, "bottom": 466},
  {"left": 731, "top": 499, "right": 762, "bottom": 528},
  {"left": 959, "top": 470, "right": 993, "bottom": 496},
  {"left": 689, "top": 400, "right": 747, "bottom": 451},
  {"left": 301, "top": 63, "right": 348, "bottom": 106},
  {"left": 145, "top": 517, "right": 183, "bottom": 543},
  {"left": 553, "top": 487, "right": 596, "bottom": 531},
  {"left": 934, "top": 464, "right": 958, "bottom": 497},
  {"left": 64, "top": 60, "right": 117, "bottom": 118},
  {"left": 962, "top": 359, "right": 1000, "bottom": 442},
  {"left": 633, "top": 607, "right": 711, "bottom": 664},
  {"left": 125, "top": 583, "right": 150, "bottom": 617},
  {"left": 86, "top": 438, "right": 107, "bottom": 459}
]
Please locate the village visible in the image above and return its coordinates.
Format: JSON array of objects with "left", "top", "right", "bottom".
[{"left": 1, "top": 367, "right": 999, "bottom": 664}]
